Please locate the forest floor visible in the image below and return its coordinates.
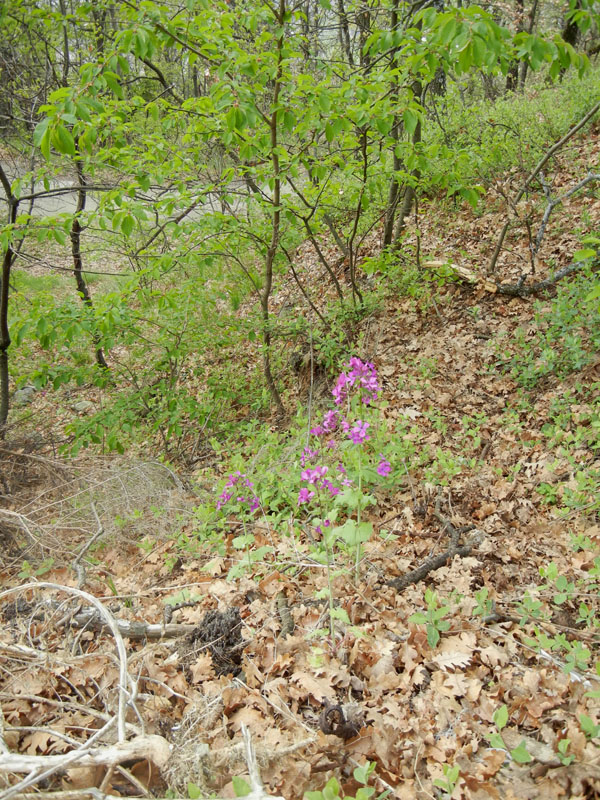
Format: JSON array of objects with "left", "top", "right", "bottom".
[{"left": 1, "top": 126, "right": 600, "bottom": 800}]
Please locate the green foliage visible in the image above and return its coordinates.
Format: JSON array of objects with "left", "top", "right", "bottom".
[
  {"left": 18, "top": 558, "right": 54, "bottom": 579},
  {"left": 305, "top": 762, "right": 379, "bottom": 800},
  {"left": 498, "top": 268, "right": 600, "bottom": 390},
  {"left": 409, "top": 588, "right": 452, "bottom": 648},
  {"left": 486, "top": 705, "right": 532, "bottom": 764},
  {"left": 232, "top": 776, "right": 252, "bottom": 797},
  {"left": 426, "top": 66, "right": 600, "bottom": 194},
  {"left": 433, "top": 764, "right": 461, "bottom": 797}
]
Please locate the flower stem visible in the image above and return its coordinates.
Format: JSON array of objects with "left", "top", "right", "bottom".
[{"left": 355, "top": 449, "right": 362, "bottom": 582}]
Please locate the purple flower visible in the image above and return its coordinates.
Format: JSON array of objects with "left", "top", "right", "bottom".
[
  {"left": 348, "top": 356, "right": 373, "bottom": 378},
  {"left": 332, "top": 372, "right": 349, "bottom": 405},
  {"left": 216, "top": 471, "right": 260, "bottom": 513},
  {"left": 300, "top": 447, "right": 318, "bottom": 467},
  {"left": 349, "top": 419, "right": 370, "bottom": 445},
  {"left": 323, "top": 480, "right": 340, "bottom": 496},
  {"left": 322, "top": 410, "right": 339, "bottom": 431},
  {"left": 310, "top": 424, "right": 325, "bottom": 436},
  {"left": 301, "top": 465, "right": 328, "bottom": 484},
  {"left": 377, "top": 455, "right": 392, "bottom": 477},
  {"left": 216, "top": 489, "right": 233, "bottom": 510},
  {"left": 298, "top": 488, "right": 315, "bottom": 505}
]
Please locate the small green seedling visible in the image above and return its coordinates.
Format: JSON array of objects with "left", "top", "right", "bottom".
[
  {"left": 557, "top": 738, "right": 575, "bottom": 766},
  {"left": 305, "top": 761, "right": 380, "bottom": 800},
  {"left": 486, "top": 705, "right": 532, "bottom": 764},
  {"left": 579, "top": 714, "right": 600, "bottom": 740},
  {"left": 433, "top": 764, "right": 460, "bottom": 796},
  {"left": 409, "top": 588, "right": 451, "bottom": 648}
]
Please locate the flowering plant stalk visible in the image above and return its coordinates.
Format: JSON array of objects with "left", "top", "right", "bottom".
[
  {"left": 297, "top": 357, "right": 392, "bottom": 585},
  {"left": 215, "top": 471, "right": 273, "bottom": 580}
]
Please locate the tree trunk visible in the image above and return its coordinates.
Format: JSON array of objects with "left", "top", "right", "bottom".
[
  {"left": 392, "top": 84, "right": 422, "bottom": 245},
  {"left": 518, "top": 0, "right": 539, "bottom": 89},
  {"left": 71, "top": 158, "right": 109, "bottom": 370},
  {"left": 383, "top": 0, "right": 402, "bottom": 248},
  {"left": 505, "top": 0, "right": 524, "bottom": 92},
  {"left": 0, "top": 164, "right": 18, "bottom": 433},
  {"left": 337, "top": 0, "right": 354, "bottom": 67}
]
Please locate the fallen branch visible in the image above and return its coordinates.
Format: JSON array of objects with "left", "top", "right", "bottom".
[
  {"left": 0, "top": 734, "right": 171, "bottom": 774},
  {"left": 3, "top": 603, "right": 197, "bottom": 639},
  {"left": 494, "top": 259, "right": 588, "bottom": 297},
  {"left": 387, "top": 497, "right": 482, "bottom": 591}
]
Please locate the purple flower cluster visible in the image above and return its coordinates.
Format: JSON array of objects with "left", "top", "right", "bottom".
[
  {"left": 216, "top": 471, "right": 260, "bottom": 513},
  {"left": 377, "top": 455, "right": 391, "bottom": 476},
  {"left": 298, "top": 463, "right": 344, "bottom": 505},
  {"left": 332, "top": 356, "right": 380, "bottom": 407}
]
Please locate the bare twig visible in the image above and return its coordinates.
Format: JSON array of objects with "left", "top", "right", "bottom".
[
  {"left": 388, "top": 497, "right": 482, "bottom": 591},
  {"left": 72, "top": 502, "right": 105, "bottom": 587},
  {"left": 488, "top": 100, "right": 600, "bottom": 274},
  {"left": 532, "top": 172, "right": 600, "bottom": 261},
  {"left": 240, "top": 725, "right": 286, "bottom": 800},
  {"left": 495, "top": 259, "right": 588, "bottom": 297},
  {"left": 0, "top": 583, "right": 134, "bottom": 742}
]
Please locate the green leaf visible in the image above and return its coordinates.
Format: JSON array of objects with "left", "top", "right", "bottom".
[
  {"left": 318, "top": 93, "right": 331, "bottom": 113},
  {"left": 427, "top": 626, "right": 440, "bottom": 648},
  {"left": 510, "top": 740, "right": 532, "bottom": 764},
  {"left": 353, "top": 788, "right": 375, "bottom": 800},
  {"left": 573, "top": 248, "right": 596, "bottom": 261},
  {"left": 33, "top": 118, "right": 50, "bottom": 147},
  {"left": 103, "top": 71, "right": 123, "bottom": 98},
  {"left": 232, "top": 776, "right": 252, "bottom": 797},
  {"left": 187, "top": 782, "right": 202, "bottom": 799},
  {"left": 336, "top": 520, "right": 373, "bottom": 547},
  {"left": 322, "top": 777, "right": 340, "bottom": 800},
  {"left": 75, "top": 101, "right": 92, "bottom": 122},
  {"left": 439, "top": 17, "right": 457, "bottom": 45},
  {"left": 353, "top": 762, "right": 375, "bottom": 785},
  {"left": 39, "top": 128, "right": 51, "bottom": 161},
  {"left": 493, "top": 705, "right": 509, "bottom": 731},
  {"left": 52, "top": 124, "right": 76, "bottom": 156},
  {"left": 403, "top": 109, "right": 418, "bottom": 136},
  {"left": 330, "top": 607, "right": 351, "bottom": 624},
  {"left": 121, "top": 214, "right": 135, "bottom": 237},
  {"left": 486, "top": 732, "right": 506, "bottom": 749},
  {"left": 586, "top": 284, "right": 600, "bottom": 302},
  {"left": 579, "top": 713, "right": 600, "bottom": 739},
  {"left": 409, "top": 612, "right": 428, "bottom": 624}
]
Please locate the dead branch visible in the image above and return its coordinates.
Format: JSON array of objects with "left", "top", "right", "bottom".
[
  {"left": 0, "top": 583, "right": 135, "bottom": 742},
  {"left": 72, "top": 502, "right": 105, "bottom": 587},
  {"left": 487, "top": 99, "right": 600, "bottom": 274},
  {"left": 276, "top": 591, "right": 295, "bottom": 637},
  {"left": 3, "top": 597, "right": 197, "bottom": 639},
  {"left": 387, "top": 497, "right": 482, "bottom": 591},
  {"left": 241, "top": 725, "right": 286, "bottom": 800},
  {"left": 0, "top": 734, "right": 171, "bottom": 774},
  {"left": 494, "top": 259, "right": 588, "bottom": 297},
  {"left": 532, "top": 171, "right": 600, "bottom": 261}
]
